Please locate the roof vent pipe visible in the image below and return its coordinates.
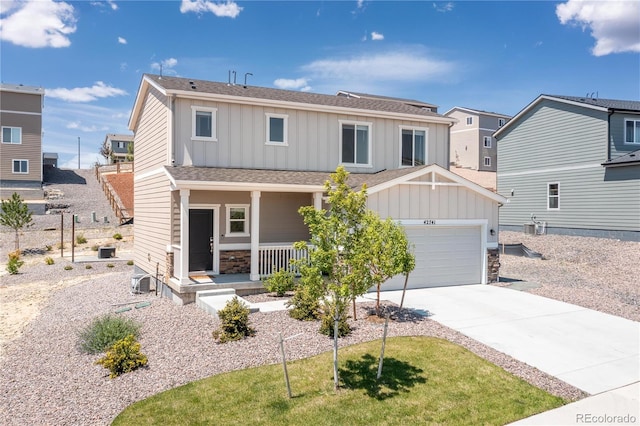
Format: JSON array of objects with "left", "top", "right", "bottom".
[
  {"left": 244, "top": 72, "right": 253, "bottom": 88},
  {"left": 233, "top": 70, "right": 236, "bottom": 85}
]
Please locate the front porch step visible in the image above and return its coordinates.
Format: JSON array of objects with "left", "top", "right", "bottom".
[{"left": 195, "top": 289, "right": 259, "bottom": 318}]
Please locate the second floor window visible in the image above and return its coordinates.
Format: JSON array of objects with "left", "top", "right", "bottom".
[
  {"left": 340, "top": 121, "right": 371, "bottom": 166},
  {"left": 498, "top": 118, "right": 506, "bottom": 127},
  {"left": 2, "top": 127, "right": 22, "bottom": 144},
  {"left": 548, "top": 183, "right": 559, "bottom": 210},
  {"left": 266, "top": 114, "right": 288, "bottom": 145},
  {"left": 192, "top": 106, "right": 217, "bottom": 141},
  {"left": 401, "top": 128, "right": 426, "bottom": 166},
  {"left": 12, "top": 159, "right": 28, "bottom": 173},
  {"left": 466, "top": 117, "right": 473, "bottom": 125},
  {"left": 625, "top": 119, "right": 640, "bottom": 144},
  {"left": 483, "top": 136, "right": 492, "bottom": 148}
]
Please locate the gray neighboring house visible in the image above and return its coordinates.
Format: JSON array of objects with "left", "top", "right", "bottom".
[
  {"left": 128, "top": 74, "right": 506, "bottom": 304},
  {"left": 495, "top": 94, "right": 640, "bottom": 241},
  {"left": 104, "top": 133, "right": 134, "bottom": 163}
]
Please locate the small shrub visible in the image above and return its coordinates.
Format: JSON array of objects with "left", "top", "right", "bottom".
[
  {"left": 78, "top": 314, "right": 141, "bottom": 354},
  {"left": 45, "top": 256, "right": 55, "bottom": 265},
  {"left": 91, "top": 244, "right": 99, "bottom": 252},
  {"left": 76, "top": 234, "right": 87, "bottom": 244},
  {"left": 45, "top": 245, "right": 52, "bottom": 252},
  {"left": 212, "top": 297, "right": 255, "bottom": 343},
  {"left": 263, "top": 267, "right": 295, "bottom": 296},
  {"left": 113, "top": 233, "right": 123, "bottom": 240},
  {"left": 287, "top": 284, "right": 321, "bottom": 321},
  {"left": 106, "top": 263, "right": 114, "bottom": 268},
  {"left": 95, "top": 334, "right": 148, "bottom": 378},
  {"left": 56, "top": 242, "right": 66, "bottom": 249},
  {"left": 6, "top": 250, "right": 24, "bottom": 275},
  {"left": 85, "top": 264, "right": 93, "bottom": 269},
  {"left": 64, "top": 265, "right": 73, "bottom": 270},
  {"left": 319, "top": 298, "right": 351, "bottom": 338},
  {"left": 126, "top": 260, "right": 134, "bottom": 266}
]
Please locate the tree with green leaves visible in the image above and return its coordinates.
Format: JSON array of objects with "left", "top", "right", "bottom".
[
  {"left": 0, "top": 192, "right": 33, "bottom": 251},
  {"left": 294, "top": 166, "right": 414, "bottom": 390}
]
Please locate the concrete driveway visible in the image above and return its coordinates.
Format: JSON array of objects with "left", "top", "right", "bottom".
[{"left": 378, "top": 284, "right": 639, "bottom": 395}]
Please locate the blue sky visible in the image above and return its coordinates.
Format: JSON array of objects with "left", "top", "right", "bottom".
[{"left": 1, "top": 0, "right": 639, "bottom": 169}]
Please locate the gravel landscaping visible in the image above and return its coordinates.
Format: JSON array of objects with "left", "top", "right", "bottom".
[{"left": 1, "top": 169, "right": 638, "bottom": 425}]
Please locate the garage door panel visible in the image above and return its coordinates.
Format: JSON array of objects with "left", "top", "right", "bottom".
[{"left": 381, "top": 226, "right": 482, "bottom": 291}]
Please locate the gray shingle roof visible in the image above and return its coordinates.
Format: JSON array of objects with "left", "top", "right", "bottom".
[
  {"left": 146, "top": 74, "right": 446, "bottom": 119},
  {"left": 545, "top": 95, "right": 640, "bottom": 112},
  {"left": 601, "top": 149, "right": 640, "bottom": 167},
  {"left": 165, "top": 165, "right": 429, "bottom": 189}
]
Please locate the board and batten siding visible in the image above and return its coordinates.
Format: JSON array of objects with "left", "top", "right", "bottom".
[
  {"left": 133, "top": 171, "right": 172, "bottom": 277},
  {"left": 172, "top": 98, "right": 450, "bottom": 172},
  {"left": 134, "top": 87, "right": 170, "bottom": 174},
  {"left": 368, "top": 182, "right": 499, "bottom": 244}
]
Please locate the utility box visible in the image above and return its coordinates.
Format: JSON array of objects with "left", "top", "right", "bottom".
[
  {"left": 523, "top": 223, "right": 536, "bottom": 235},
  {"left": 131, "top": 274, "right": 151, "bottom": 293},
  {"left": 98, "top": 246, "right": 116, "bottom": 258}
]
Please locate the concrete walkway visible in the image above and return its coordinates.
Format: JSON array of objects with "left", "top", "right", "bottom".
[{"left": 377, "top": 285, "right": 640, "bottom": 423}]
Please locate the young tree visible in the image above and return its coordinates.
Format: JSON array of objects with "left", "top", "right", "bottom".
[
  {"left": 0, "top": 192, "right": 33, "bottom": 251},
  {"left": 125, "top": 142, "right": 134, "bottom": 162},
  {"left": 99, "top": 138, "right": 112, "bottom": 162}
]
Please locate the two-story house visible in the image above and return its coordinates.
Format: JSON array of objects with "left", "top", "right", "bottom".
[
  {"left": 444, "top": 107, "right": 511, "bottom": 172},
  {"left": 103, "top": 133, "right": 134, "bottom": 164},
  {"left": 128, "top": 74, "right": 506, "bottom": 304},
  {"left": 0, "top": 83, "right": 45, "bottom": 188},
  {"left": 495, "top": 95, "right": 640, "bottom": 241}
]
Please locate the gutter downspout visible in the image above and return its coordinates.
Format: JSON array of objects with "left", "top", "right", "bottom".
[
  {"left": 168, "top": 94, "right": 175, "bottom": 166},
  {"left": 607, "top": 108, "right": 614, "bottom": 162}
]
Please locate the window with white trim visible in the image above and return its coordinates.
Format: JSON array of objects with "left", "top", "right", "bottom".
[
  {"left": 2, "top": 127, "right": 22, "bottom": 144},
  {"left": 12, "top": 159, "right": 28, "bottom": 174},
  {"left": 624, "top": 119, "right": 640, "bottom": 144},
  {"left": 225, "top": 205, "right": 249, "bottom": 237},
  {"left": 548, "top": 183, "right": 559, "bottom": 210},
  {"left": 498, "top": 118, "right": 506, "bottom": 127},
  {"left": 191, "top": 106, "right": 217, "bottom": 141},
  {"left": 266, "top": 113, "right": 288, "bottom": 145},
  {"left": 484, "top": 157, "right": 491, "bottom": 167},
  {"left": 340, "top": 121, "right": 371, "bottom": 166},
  {"left": 466, "top": 117, "right": 473, "bottom": 125},
  {"left": 483, "top": 136, "right": 492, "bottom": 148},
  {"left": 400, "top": 127, "right": 427, "bottom": 166}
]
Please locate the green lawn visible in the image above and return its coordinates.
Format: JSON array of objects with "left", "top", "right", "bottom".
[{"left": 113, "top": 336, "right": 565, "bottom": 425}]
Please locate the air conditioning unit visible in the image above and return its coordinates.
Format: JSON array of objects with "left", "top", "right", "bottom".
[{"left": 523, "top": 223, "right": 536, "bottom": 235}]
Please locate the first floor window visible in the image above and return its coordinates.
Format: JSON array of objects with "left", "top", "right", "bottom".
[
  {"left": 401, "top": 128, "right": 426, "bottom": 166},
  {"left": 266, "top": 114, "right": 288, "bottom": 144},
  {"left": 625, "top": 119, "right": 640, "bottom": 144},
  {"left": 13, "top": 159, "right": 28, "bottom": 173},
  {"left": 548, "top": 183, "right": 559, "bottom": 209},
  {"left": 192, "top": 106, "right": 217, "bottom": 140},
  {"left": 226, "top": 205, "right": 249, "bottom": 236},
  {"left": 340, "top": 121, "right": 371, "bottom": 166},
  {"left": 2, "top": 127, "right": 22, "bottom": 144},
  {"left": 484, "top": 157, "right": 491, "bottom": 167},
  {"left": 483, "top": 136, "right": 492, "bottom": 148}
]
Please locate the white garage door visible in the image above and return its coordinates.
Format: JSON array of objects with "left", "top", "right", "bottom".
[{"left": 383, "top": 226, "right": 483, "bottom": 291}]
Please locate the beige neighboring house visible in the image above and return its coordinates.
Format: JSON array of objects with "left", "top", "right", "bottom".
[
  {"left": 128, "top": 74, "right": 506, "bottom": 304},
  {"left": 0, "top": 83, "right": 44, "bottom": 188},
  {"left": 445, "top": 107, "right": 511, "bottom": 172},
  {"left": 104, "top": 133, "right": 134, "bottom": 164}
]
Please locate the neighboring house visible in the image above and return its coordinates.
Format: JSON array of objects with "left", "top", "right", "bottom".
[
  {"left": 444, "top": 107, "right": 511, "bottom": 172},
  {"left": 104, "top": 133, "right": 134, "bottom": 163},
  {"left": 495, "top": 94, "right": 640, "bottom": 241},
  {"left": 0, "top": 83, "right": 44, "bottom": 188},
  {"left": 128, "top": 74, "right": 506, "bottom": 304}
]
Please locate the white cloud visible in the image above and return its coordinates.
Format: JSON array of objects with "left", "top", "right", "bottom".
[
  {"left": 0, "top": 0, "right": 77, "bottom": 48},
  {"left": 556, "top": 0, "right": 640, "bottom": 56},
  {"left": 371, "top": 31, "right": 384, "bottom": 41},
  {"left": 66, "top": 121, "right": 108, "bottom": 133},
  {"left": 433, "top": 2, "right": 454, "bottom": 13},
  {"left": 273, "top": 78, "right": 311, "bottom": 92},
  {"left": 301, "top": 50, "right": 455, "bottom": 83},
  {"left": 357, "top": 0, "right": 364, "bottom": 8},
  {"left": 118, "top": 36, "right": 127, "bottom": 44},
  {"left": 180, "top": 0, "right": 242, "bottom": 18},
  {"left": 107, "top": 0, "right": 118, "bottom": 10},
  {"left": 151, "top": 57, "right": 178, "bottom": 74},
  {"left": 46, "top": 82, "right": 128, "bottom": 102}
]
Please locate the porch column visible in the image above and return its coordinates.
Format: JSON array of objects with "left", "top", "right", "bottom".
[
  {"left": 313, "top": 191, "right": 323, "bottom": 210},
  {"left": 250, "top": 190, "right": 261, "bottom": 281},
  {"left": 179, "top": 189, "right": 190, "bottom": 284}
]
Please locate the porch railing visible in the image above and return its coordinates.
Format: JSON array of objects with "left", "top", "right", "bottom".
[{"left": 258, "top": 244, "right": 309, "bottom": 277}]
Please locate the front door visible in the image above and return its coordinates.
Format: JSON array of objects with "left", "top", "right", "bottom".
[{"left": 189, "top": 209, "right": 213, "bottom": 271}]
